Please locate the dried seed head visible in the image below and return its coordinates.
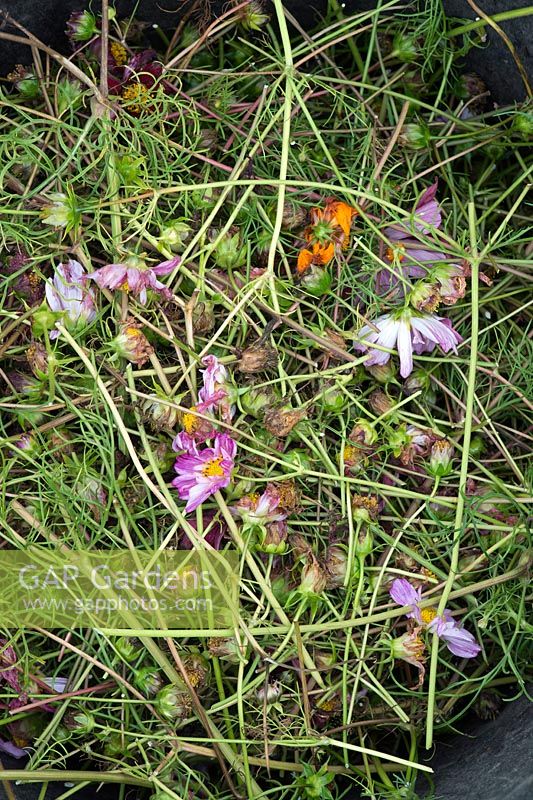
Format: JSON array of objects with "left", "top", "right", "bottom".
[
  {"left": 26, "top": 342, "right": 49, "bottom": 378},
  {"left": 264, "top": 406, "right": 305, "bottom": 438},
  {"left": 192, "top": 300, "right": 215, "bottom": 333},
  {"left": 267, "top": 480, "right": 300, "bottom": 514},
  {"left": 238, "top": 341, "right": 278, "bottom": 373},
  {"left": 281, "top": 201, "right": 307, "bottom": 230},
  {"left": 352, "top": 494, "right": 379, "bottom": 522},
  {"left": 368, "top": 389, "right": 394, "bottom": 416},
  {"left": 111, "top": 318, "right": 154, "bottom": 367}
]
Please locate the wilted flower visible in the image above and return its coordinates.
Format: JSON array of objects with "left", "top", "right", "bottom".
[
  {"left": 298, "top": 556, "right": 328, "bottom": 598},
  {"left": 87, "top": 254, "right": 179, "bottom": 304},
  {"left": 325, "top": 544, "right": 348, "bottom": 588},
  {"left": 354, "top": 308, "right": 462, "bottom": 379},
  {"left": 238, "top": 340, "right": 278, "bottom": 374},
  {"left": 7, "top": 65, "right": 39, "bottom": 99},
  {"left": 349, "top": 419, "right": 377, "bottom": 447},
  {"left": 282, "top": 201, "right": 307, "bottom": 230},
  {"left": 172, "top": 406, "right": 216, "bottom": 452},
  {"left": 259, "top": 519, "right": 288, "bottom": 554},
  {"left": 264, "top": 406, "right": 306, "bottom": 437},
  {"left": 172, "top": 433, "right": 236, "bottom": 513},
  {"left": 409, "top": 280, "right": 441, "bottom": 312},
  {"left": 398, "top": 424, "right": 437, "bottom": 465},
  {"left": 45, "top": 260, "right": 96, "bottom": 339},
  {"left": 352, "top": 494, "right": 379, "bottom": 522},
  {"left": 198, "top": 355, "right": 233, "bottom": 422},
  {"left": 233, "top": 487, "right": 287, "bottom": 530},
  {"left": 297, "top": 197, "right": 357, "bottom": 275},
  {"left": 156, "top": 683, "right": 191, "bottom": 721},
  {"left": 66, "top": 10, "right": 98, "bottom": 42},
  {"left": 429, "top": 438, "right": 455, "bottom": 477},
  {"left": 143, "top": 395, "right": 180, "bottom": 430},
  {"left": 368, "top": 389, "right": 394, "bottom": 416},
  {"left": 64, "top": 709, "right": 95, "bottom": 734},
  {"left": 268, "top": 480, "right": 300, "bottom": 514},
  {"left": 390, "top": 578, "right": 481, "bottom": 658},
  {"left": 5, "top": 246, "right": 44, "bottom": 305},
  {"left": 111, "top": 318, "right": 154, "bottom": 366},
  {"left": 239, "top": 1, "right": 270, "bottom": 30},
  {"left": 207, "top": 637, "right": 245, "bottom": 663},
  {"left": 192, "top": 299, "right": 215, "bottom": 334},
  {"left": 391, "top": 629, "right": 426, "bottom": 688},
  {"left": 13, "top": 433, "right": 36, "bottom": 454},
  {"left": 0, "top": 639, "right": 21, "bottom": 692},
  {"left": 26, "top": 342, "right": 50, "bottom": 378},
  {"left": 256, "top": 681, "right": 281, "bottom": 704},
  {"left": 41, "top": 192, "right": 80, "bottom": 230}
]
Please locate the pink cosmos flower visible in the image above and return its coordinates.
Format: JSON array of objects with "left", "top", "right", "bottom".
[
  {"left": 87, "top": 255, "right": 179, "bottom": 304},
  {"left": 377, "top": 182, "right": 458, "bottom": 294},
  {"left": 354, "top": 309, "right": 462, "bottom": 379},
  {"left": 198, "top": 354, "right": 234, "bottom": 423},
  {"left": 172, "top": 433, "right": 236, "bottom": 513},
  {"left": 233, "top": 487, "right": 287, "bottom": 529},
  {"left": 390, "top": 578, "right": 481, "bottom": 658},
  {"left": 45, "top": 260, "right": 96, "bottom": 339}
]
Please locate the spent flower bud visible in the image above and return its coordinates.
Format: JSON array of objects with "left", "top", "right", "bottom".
[
  {"left": 238, "top": 341, "right": 278, "bottom": 373},
  {"left": 158, "top": 220, "right": 191, "bottom": 252},
  {"left": 156, "top": 683, "right": 191, "bottom": 721},
  {"left": 134, "top": 667, "right": 163, "bottom": 697},
  {"left": 211, "top": 229, "right": 246, "bottom": 270},
  {"left": 111, "top": 318, "right": 154, "bottom": 367},
  {"left": 66, "top": 10, "right": 98, "bottom": 41},
  {"left": 429, "top": 438, "right": 455, "bottom": 477}
]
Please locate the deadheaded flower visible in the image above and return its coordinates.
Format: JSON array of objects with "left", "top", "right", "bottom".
[
  {"left": 238, "top": 340, "right": 278, "bottom": 374},
  {"left": 66, "top": 10, "right": 98, "bottom": 42},
  {"left": 111, "top": 318, "right": 154, "bottom": 366},
  {"left": 429, "top": 438, "right": 455, "bottom": 477},
  {"left": 390, "top": 578, "right": 481, "bottom": 658},
  {"left": 171, "top": 433, "right": 236, "bottom": 513},
  {"left": 298, "top": 555, "right": 329, "bottom": 599},
  {"left": 87, "top": 254, "right": 179, "bottom": 304},
  {"left": 44, "top": 260, "right": 96, "bottom": 339},
  {"left": 264, "top": 406, "right": 306, "bottom": 438},
  {"left": 233, "top": 487, "right": 287, "bottom": 532},
  {"left": 391, "top": 629, "right": 426, "bottom": 689},
  {"left": 297, "top": 197, "right": 357, "bottom": 275},
  {"left": 143, "top": 394, "right": 180, "bottom": 431},
  {"left": 354, "top": 308, "right": 462, "bottom": 379},
  {"left": 41, "top": 191, "right": 80, "bottom": 231}
]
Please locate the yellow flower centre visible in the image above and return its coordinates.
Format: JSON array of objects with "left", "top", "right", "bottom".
[
  {"left": 386, "top": 243, "right": 405, "bottom": 263},
  {"left": 125, "top": 326, "right": 141, "bottom": 338},
  {"left": 420, "top": 607, "right": 438, "bottom": 625},
  {"left": 343, "top": 445, "right": 356, "bottom": 461},
  {"left": 120, "top": 280, "right": 130, "bottom": 292},
  {"left": 182, "top": 407, "right": 199, "bottom": 434},
  {"left": 121, "top": 82, "right": 149, "bottom": 115},
  {"left": 110, "top": 42, "right": 127, "bottom": 66},
  {"left": 202, "top": 457, "right": 224, "bottom": 478}
]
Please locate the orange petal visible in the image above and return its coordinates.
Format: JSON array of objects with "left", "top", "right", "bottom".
[
  {"left": 316, "top": 241, "right": 335, "bottom": 264},
  {"left": 297, "top": 248, "right": 314, "bottom": 275}
]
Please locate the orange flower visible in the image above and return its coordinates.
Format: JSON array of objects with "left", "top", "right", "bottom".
[
  {"left": 308, "top": 198, "right": 358, "bottom": 244},
  {"left": 297, "top": 241, "right": 335, "bottom": 275},
  {"left": 297, "top": 197, "right": 358, "bottom": 275}
]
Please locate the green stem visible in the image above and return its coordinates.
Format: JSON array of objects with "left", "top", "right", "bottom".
[
  {"left": 448, "top": 7, "right": 533, "bottom": 36},
  {"left": 425, "top": 201, "right": 480, "bottom": 749}
]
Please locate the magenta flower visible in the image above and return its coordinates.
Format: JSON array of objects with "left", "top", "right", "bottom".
[
  {"left": 87, "top": 255, "right": 179, "bottom": 304},
  {"left": 172, "top": 433, "right": 236, "bottom": 513},
  {"left": 354, "top": 309, "right": 462, "bottom": 379},
  {"left": 390, "top": 578, "right": 481, "bottom": 658},
  {"left": 198, "top": 355, "right": 234, "bottom": 423},
  {"left": 45, "top": 260, "right": 96, "bottom": 339}
]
